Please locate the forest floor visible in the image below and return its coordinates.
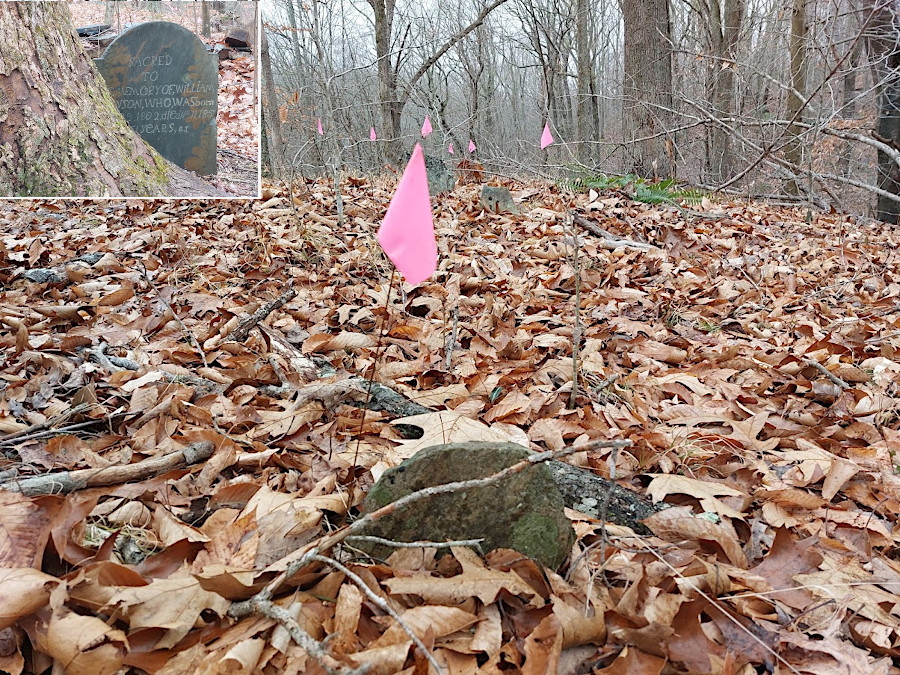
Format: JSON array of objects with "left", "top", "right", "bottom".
[
  {"left": 71, "top": 2, "right": 259, "bottom": 197},
  {"left": 1, "top": 176, "right": 899, "bottom": 674}
]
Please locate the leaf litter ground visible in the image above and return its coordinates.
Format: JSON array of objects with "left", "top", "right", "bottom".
[{"left": 1, "top": 178, "right": 899, "bottom": 674}]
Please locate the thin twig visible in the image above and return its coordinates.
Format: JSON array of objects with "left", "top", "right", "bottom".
[
  {"left": 311, "top": 554, "right": 443, "bottom": 675},
  {"left": 802, "top": 358, "right": 850, "bottom": 389},
  {"left": 568, "top": 212, "right": 582, "bottom": 410},
  {"left": 345, "top": 535, "right": 484, "bottom": 551},
  {"left": 249, "top": 599, "right": 365, "bottom": 675},
  {"left": 0, "top": 412, "right": 135, "bottom": 447},
  {"left": 444, "top": 304, "right": 459, "bottom": 370},
  {"left": 633, "top": 538, "right": 803, "bottom": 675},
  {"left": 0, "top": 402, "right": 94, "bottom": 444}
]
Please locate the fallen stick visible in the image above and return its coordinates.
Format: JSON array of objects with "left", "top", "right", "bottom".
[
  {"left": 802, "top": 358, "right": 850, "bottom": 389},
  {"left": 573, "top": 214, "right": 657, "bottom": 251},
  {"left": 0, "top": 403, "right": 94, "bottom": 445},
  {"left": 0, "top": 441, "right": 215, "bottom": 496},
  {"left": 229, "top": 288, "right": 297, "bottom": 343},
  {"left": 0, "top": 412, "right": 135, "bottom": 447}
]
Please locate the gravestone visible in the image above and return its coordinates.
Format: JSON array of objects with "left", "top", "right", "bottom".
[{"left": 95, "top": 22, "right": 218, "bottom": 175}]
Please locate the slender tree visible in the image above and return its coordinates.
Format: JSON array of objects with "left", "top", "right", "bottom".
[
  {"left": 865, "top": 0, "right": 900, "bottom": 222},
  {"left": 367, "top": 0, "right": 512, "bottom": 159},
  {"left": 784, "top": 0, "right": 809, "bottom": 194}
]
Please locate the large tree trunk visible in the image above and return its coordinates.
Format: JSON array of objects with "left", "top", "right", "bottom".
[
  {"left": 622, "top": 0, "right": 675, "bottom": 178},
  {"left": 865, "top": 0, "right": 900, "bottom": 223},
  {"left": 0, "top": 2, "right": 224, "bottom": 198},
  {"left": 837, "top": 39, "right": 860, "bottom": 176},
  {"left": 705, "top": 0, "right": 744, "bottom": 183}
]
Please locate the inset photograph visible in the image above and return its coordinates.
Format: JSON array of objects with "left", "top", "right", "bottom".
[{"left": 0, "top": 1, "right": 259, "bottom": 198}]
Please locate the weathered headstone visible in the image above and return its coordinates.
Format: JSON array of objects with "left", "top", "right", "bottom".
[{"left": 95, "top": 22, "right": 218, "bottom": 175}]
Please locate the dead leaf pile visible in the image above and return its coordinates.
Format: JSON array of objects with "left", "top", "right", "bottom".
[{"left": 1, "top": 177, "right": 899, "bottom": 674}]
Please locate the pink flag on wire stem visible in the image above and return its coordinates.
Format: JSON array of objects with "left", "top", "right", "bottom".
[
  {"left": 421, "top": 115, "right": 433, "bottom": 137},
  {"left": 377, "top": 143, "right": 437, "bottom": 286},
  {"left": 468, "top": 139, "right": 476, "bottom": 153},
  {"left": 317, "top": 118, "right": 324, "bottom": 135},
  {"left": 370, "top": 127, "right": 377, "bottom": 141},
  {"left": 448, "top": 143, "right": 455, "bottom": 155},
  {"left": 540, "top": 122, "right": 554, "bottom": 149}
]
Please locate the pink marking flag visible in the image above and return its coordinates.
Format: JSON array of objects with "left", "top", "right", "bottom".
[
  {"left": 421, "top": 115, "right": 433, "bottom": 137},
  {"left": 468, "top": 139, "right": 476, "bottom": 153},
  {"left": 448, "top": 143, "right": 455, "bottom": 155},
  {"left": 540, "top": 122, "right": 554, "bottom": 149},
  {"left": 317, "top": 118, "right": 324, "bottom": 135},
  {"left": 370, "top": 127, "right": 377, "bottom": 141},
  {"left": 377, "top": 144, "right": 437, "bottom": 286}
]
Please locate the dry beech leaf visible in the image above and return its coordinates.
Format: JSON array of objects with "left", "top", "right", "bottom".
[
  {"left": 383, "top": 546, "right": 543, "bottom": 607},
  {"left": 0, "top": 568, "right": 61, "bottom": 629},
  {"left": 38, "top": 608, "right": 127, "bottom": 675},
  {"left": 644, "top": 508, "right": 749, "bottom": 568}
]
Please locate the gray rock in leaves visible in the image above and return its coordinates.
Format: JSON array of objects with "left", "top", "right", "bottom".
[{"left": 359, "top": 441, "right": 575, "bottom": 570}]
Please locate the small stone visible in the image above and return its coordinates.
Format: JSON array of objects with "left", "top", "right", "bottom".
[{"left": 480, "top": 185, "right": 520, "bottom": 214}]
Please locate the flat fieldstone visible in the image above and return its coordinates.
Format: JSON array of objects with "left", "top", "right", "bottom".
[{"left": 359, "top": 442, "right": 575, "bottom": 570}]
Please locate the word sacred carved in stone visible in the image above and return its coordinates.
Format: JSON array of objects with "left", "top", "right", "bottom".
[{"left": 95, "top": 21, "right": 218, "bottom": 175}]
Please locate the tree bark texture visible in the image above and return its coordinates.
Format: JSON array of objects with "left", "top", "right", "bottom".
[
  {"left": 705, "top": 0, "right": 744, "bottom": 182},
  {"left": 865, "top": 0, "right": 900, "bottom": 223},
  {"left": 576, "top": 0, "right": 596, "bottom": 163},
  {"left": 369, "top": 0, "right": 401, "bottom": 161},
  {"left": 622, "top": 0, "right": 675, "bottom": 178},
  {"left": 0, "top": 2, "right": 208, "bottom": 197},
  {"left": 783, "top": 0, "right": 808, "bottom": 194},
  {"left": 260, "top": 23, "right": 285, "bottom": 174}
]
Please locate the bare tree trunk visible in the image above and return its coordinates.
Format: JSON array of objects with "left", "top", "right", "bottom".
[
  {"left": 864, "top": 0, "right": 900, "bottom": 223},
  {"left": 369, "top": 0, "right": 511, "bottom": 163},
  {"left": 783, "top": 0, "right": 808, "bottom": 194},
  {"left": 838, "top": 40, "right": 860, "bottom": 176},
  {"left": 576, "top": 0, "right": 592, "bottom": 162},
  {"left": 104, "top": 1, "right": 117, "bottom": 24},
  {"left": 201, "top": 2, "right": 210, "bottom": 38},
  {"left": 706, "top": 0, "right": 744, "bottom": 182},
  {"left": 622, "top": 0, "right": 675, "bottom": 178},
  {"left": 284, "top": 0, "right": 304, "bottom": 68},
  {"left": 0, "top": 2, "right": 181, "bottom": 197},
  {"left": 368, "top": 0, "right": 401, "bottom": 160},
  {"left": 259, "top": 24, "right": 285, "bottom": 174}
]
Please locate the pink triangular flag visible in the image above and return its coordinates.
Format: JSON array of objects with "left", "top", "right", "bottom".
[
  {"left": 468, "top": 139, "right": 476, "bottom": 153},
  {"left": 421, "top": 115, "right": 433, "bottom": 137},
  {"left": 370, "top": 127, "right": 377, "bottom": 141},
  {"left": 377, "top": 144, "right": 436, "bottom": 286},
  {"left": 448, "top": 143, "right": 455, "bottom": 155},
  {"left": 540, "top": 122, "right": 554, "bottom": 149},
  {"left": 317, "top": 118, "right": 324, "bottom": 135}
]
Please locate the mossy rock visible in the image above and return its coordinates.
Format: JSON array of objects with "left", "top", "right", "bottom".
[{"left": 360, "top": 442, "right": 574, "bottom": 570}]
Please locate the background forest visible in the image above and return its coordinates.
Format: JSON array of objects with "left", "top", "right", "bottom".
[{"left": 260, "top": 0, "right": 900, "bottom": 223}]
